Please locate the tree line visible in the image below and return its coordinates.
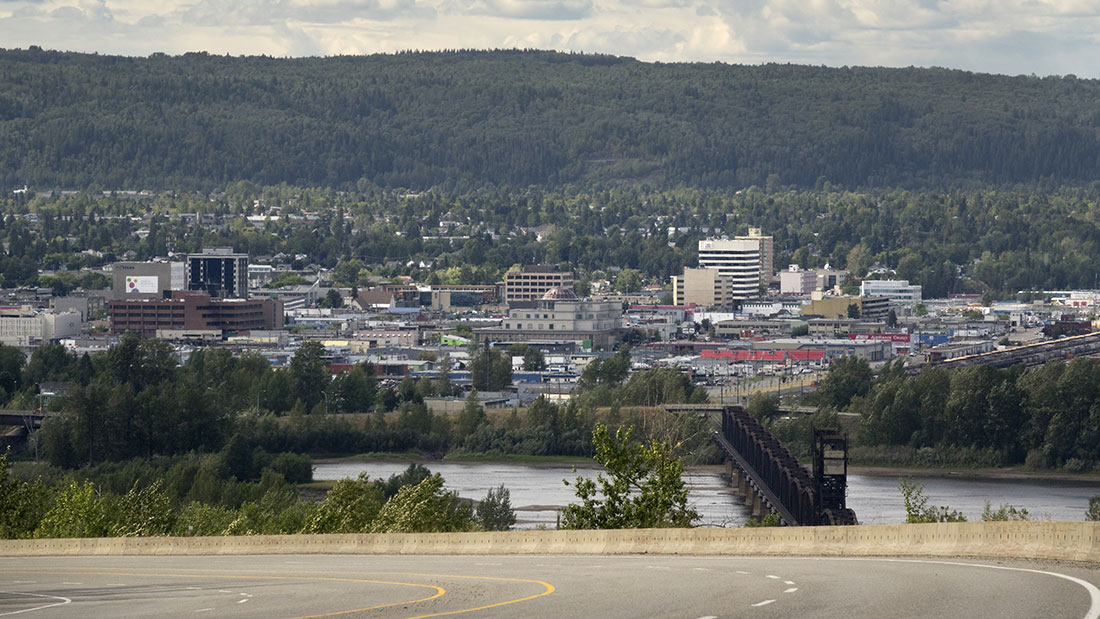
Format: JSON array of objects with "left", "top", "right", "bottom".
[
  {"left": 808, "top": 356, "right": 1100, "bottom": 470},
  {"left": 3, "top": 48, "right": 1100, "bottom": 191},
  {"left": 1, "top": 337, "right": 713, "bottom": 470},
  {"left": 1, "top": 451, "right": 515, "bottom": 539}
]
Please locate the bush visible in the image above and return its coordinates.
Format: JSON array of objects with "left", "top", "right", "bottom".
[
  {"left": 475, "top": 485, "right": 516, "bottom": 531},
  {"left": 900, "top": 477, "right": 966, "bottom": 523},
  {"left": 981, "top": 500, "right": 1030, "bottom": 522},
  {"left": 1087, "top": 496, "right": 1100, "bottom": 522}
]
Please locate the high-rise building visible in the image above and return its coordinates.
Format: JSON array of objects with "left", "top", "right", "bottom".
[
  {"left": 735, "top": 228, "right": 774, "bottom": 284},
  {"left": 697, "top": 238, "right": 762, "bottom": 300},
  {"left": 187, "top": 248, "right": 248, "bottom": 299}
]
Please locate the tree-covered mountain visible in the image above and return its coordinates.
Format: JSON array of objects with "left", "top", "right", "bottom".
[{"left": 2, "top": 48, "right": 1099, "bottom": 191}]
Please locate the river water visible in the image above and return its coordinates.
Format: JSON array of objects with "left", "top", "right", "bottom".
[{"left": 313, "top": 461, "right": 1099, "bottom": 528}]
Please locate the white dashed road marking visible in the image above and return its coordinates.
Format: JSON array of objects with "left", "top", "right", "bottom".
[
  {"left": 784, "top": 588, "right": 798, "bottom": 593},
  {"left": 752, "top": 599, "right": 777, "bottom": 607}
]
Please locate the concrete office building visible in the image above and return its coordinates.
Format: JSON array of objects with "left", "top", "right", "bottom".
[
  {"left": 107, "top": 291, "right": 283, "bottom": 337},
  {"left": 860, "top": 280, "right": 923, "bottom": 308},
  {"left": 816, "top": 265, "right": 849, "bottom": 292},
  {"left": 504, "top": 265, "right": 574, "bottom": 304},
  {"left": 111, "top": 261, "right": 185, "bottom": 299},
  {"left": 805, "top": 295, "right": 890, "bottom": 320},
  {"left": 187, "top": 248, "right": 248, "bottom": 299},
  {"left": 697, "top": 238, "right": 763, "bottom": 299},
  {"left": 477, "top": 287, "right": 624, "bottom": 349},
  {"left": 0, "top": 307, "right": 82, "bottom": 347},
  {"left": 671, "top": 267, "right": 734, "bottom": 308},
  {"left": 780, "top": 265, "right": 817, "bottom": 295}
]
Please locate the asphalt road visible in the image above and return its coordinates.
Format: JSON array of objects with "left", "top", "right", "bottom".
[{"left": 2, "top": 554, "right": 1098, "bottom": 618}]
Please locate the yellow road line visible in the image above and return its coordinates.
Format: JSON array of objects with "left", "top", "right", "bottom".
[
  {"left": 0, "top": 569, "right": 444, "bottom": 618},
  {"left": 0, "top": 566, "right": 556, "bottom": 618}
]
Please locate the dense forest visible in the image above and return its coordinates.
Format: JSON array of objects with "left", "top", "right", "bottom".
[
  {"left": 791, "top": 356, "right": 1100, "bottom": 471},
  {"left": 2, "top": 48, "right": 1100, "bottom": 191}
]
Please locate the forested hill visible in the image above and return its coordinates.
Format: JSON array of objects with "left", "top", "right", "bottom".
[{"left": 2, "top": 47, "right": 1099, "bottom": 191}]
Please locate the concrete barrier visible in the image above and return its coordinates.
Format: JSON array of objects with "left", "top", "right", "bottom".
[{"left": 2, "top": 521, "right": 1098, "bottom": 563}]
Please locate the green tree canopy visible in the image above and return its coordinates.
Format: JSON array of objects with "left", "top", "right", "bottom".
[{"left": 562, "top": 423, "right": 698, "bottom": 529}]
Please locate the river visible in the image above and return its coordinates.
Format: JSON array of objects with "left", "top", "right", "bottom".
[{"left": 312, "top": 461, "right": 1099, "bottom": 528}]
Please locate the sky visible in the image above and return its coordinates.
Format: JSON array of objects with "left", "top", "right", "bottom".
[{"left": 1, "top": 0, "right": 1099, "bottom": 78}]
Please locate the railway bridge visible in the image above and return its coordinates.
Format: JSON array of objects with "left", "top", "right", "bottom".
[{"left": 665, "top": 404, "right": 857, "bottom": 526}]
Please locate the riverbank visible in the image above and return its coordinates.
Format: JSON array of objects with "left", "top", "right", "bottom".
[
  {"left": 314, "top": 453, "right": 598, "bottom": 469},
  {"left": 851, "top": 465, "right": 1100, "bottom": 483}
]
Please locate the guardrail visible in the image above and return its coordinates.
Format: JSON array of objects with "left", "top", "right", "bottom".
[{"left": 1, "top": 522, "right": 1097, "bottom": 563}]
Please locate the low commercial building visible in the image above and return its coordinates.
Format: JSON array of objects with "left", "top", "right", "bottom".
[
  {"left": 805, "top": 295, "right": 890, "bottom": 320},
  {"left": 0, "top": 307, "right": 83, "bottom": 347},
  {"left": 715, "top": 319, "right": 805, "bottom": 338},
  {"left": 107, "top": 291, "right": 283, "bottom": 337},
  {"left": 754, "top": 338, "right": 891, "bottom": 363}
]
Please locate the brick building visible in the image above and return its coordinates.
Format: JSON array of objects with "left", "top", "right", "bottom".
[{"left": 107, "top": 291, "right": 283, "bottom": 337}]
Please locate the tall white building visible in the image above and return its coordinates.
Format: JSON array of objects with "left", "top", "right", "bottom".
[
  {"left": 697, "top": 238, "right": 762, "bottom": 300},
  {"left": 735, "top": 228, "right": 774, "bottom": 284}
]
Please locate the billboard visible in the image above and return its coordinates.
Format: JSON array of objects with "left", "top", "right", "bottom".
[
  {"left": 848, "top": 333, "right": 911, "bottom": 343},
  {"left": 125, "top": 276, "right": 159, "bottom": 294}
]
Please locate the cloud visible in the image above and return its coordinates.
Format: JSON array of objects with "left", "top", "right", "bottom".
[
  {"left": 464, "top": 0, "right": 594, "bottom": 20},
  {"left": 1, "top": 0, "right": 1099, "bottom": 76}
]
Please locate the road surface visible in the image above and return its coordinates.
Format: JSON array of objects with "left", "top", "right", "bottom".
[{"left": 2, "top": 554, "right": 1098, "bottom": 618}]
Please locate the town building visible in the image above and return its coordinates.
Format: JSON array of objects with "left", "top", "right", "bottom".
[
  {"left": 860, "top": 279, "right": 922, "bottom": 308},
  {"left": 696, "top": 238, "right": 763, "bottom": 299},
  {"left": 187, "top": 248, "right": 249, "bottom": 299},
  {"left": 477, "top": 287, "right": 624, "bottom": 349},
  {"left": 779, "top": 265, "right": 817, "bottom": 295},
  {"left": 804, "top": 294, "right": 891, "bottom": 320},
  {"left": 0, "top": 307, "right": 82, "bottom": 347},
  {"left": 107, "top": 291, "right": 283, "bottom": 337},
  {"left": 110, "top": 261, "right": 185, "bottom": 299},
  {"left": 735, "top": 228, "right": 775, "bottom": 284},
  {"left": 671, "top": 267, "right": 733, "bottom": 308},
  {"left": 504, "top": 266, "right": 574, "bottom": 304},
  {"left": 815, "top": 265, "right": 849, "bottom": 292}
]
